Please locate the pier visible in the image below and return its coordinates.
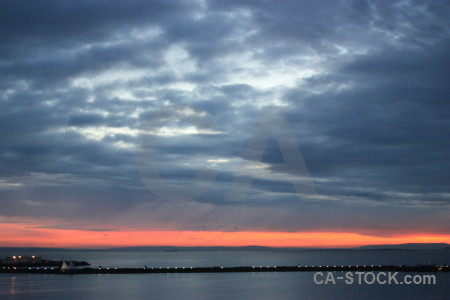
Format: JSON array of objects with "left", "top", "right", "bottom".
[{"left": 1, "top": 264, "right": 449, "bottom": 274}]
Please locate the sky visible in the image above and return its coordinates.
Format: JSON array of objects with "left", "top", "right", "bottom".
[{"left": 0, "top": 0, "right": 449, "bottom": 248}]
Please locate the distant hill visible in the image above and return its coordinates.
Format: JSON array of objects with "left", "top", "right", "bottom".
[
  {"left": 354, "top": 243, "right": 450, "bottom": 251},
  {"left": 0, "top": 243, "right": 449, "bottom": 252}
]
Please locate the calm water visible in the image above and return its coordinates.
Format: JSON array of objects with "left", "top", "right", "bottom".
[{"left": 0, "top": 250, "right": 449, "bottom": 299}]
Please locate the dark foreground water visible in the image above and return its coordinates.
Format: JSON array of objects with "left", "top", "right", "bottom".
[{"left": 0, "top": 250, "right": 449, "bottom": 299}]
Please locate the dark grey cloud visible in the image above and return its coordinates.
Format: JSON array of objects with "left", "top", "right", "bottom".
[
  {"left": 68, "top": 113, "right": 105, "bottom": 126},
  {"left": 0, "top": 0, "right": 449, "bottom": 237}
]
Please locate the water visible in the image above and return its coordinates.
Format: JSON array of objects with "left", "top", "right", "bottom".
[
  {"left": 0, "top": 250, "right": 449, "bottom": 299},
  {"left": 1, "top": 249, "right": 448, "bottom": 268}
]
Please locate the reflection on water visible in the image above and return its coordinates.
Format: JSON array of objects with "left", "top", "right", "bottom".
[
  {"left": 9, "top": 276, "right": 15, "bottom": 296},
  {"left": 0, "top": 272, "right": 449, "bottom": 300}
]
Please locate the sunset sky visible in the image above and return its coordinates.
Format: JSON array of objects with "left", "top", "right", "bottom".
[{"left": 0, "top": 0, "right": 449, "bottom": 248}]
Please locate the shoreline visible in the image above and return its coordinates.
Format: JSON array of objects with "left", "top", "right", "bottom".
[{"left": 1, "top": 265, "right": 449, "bottom": 275}]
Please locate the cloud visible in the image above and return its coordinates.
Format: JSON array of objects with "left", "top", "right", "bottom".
[{"left": 0, "top": 0, "right": 449, "bottom": 238}]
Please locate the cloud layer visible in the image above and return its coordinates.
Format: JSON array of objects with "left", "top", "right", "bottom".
[{"left": 1, "top": 0, "right": 449, "bottom": 237}]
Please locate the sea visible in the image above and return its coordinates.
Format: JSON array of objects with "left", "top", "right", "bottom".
[{"left": 0, "top": 249, "right": 449, "bottom": 300}]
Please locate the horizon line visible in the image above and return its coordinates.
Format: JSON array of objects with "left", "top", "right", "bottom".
[{"left": 1, "top": 242, "right": 449, "bottom": 251}]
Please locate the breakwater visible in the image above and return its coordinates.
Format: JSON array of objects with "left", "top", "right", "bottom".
[{"left": 1, "top": 265, "right": 449, "bottom": 274}]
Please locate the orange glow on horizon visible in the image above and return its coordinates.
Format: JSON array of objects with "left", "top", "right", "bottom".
[{"left": 0, "top": 223, "right": 449, "bottom": 249}]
